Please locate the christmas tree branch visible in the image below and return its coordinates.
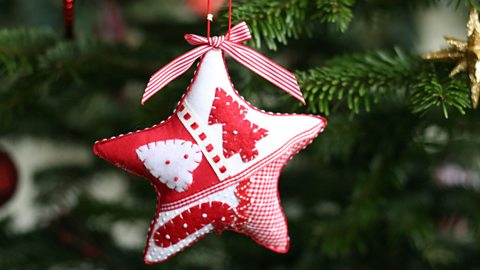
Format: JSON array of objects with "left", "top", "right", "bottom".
[
  {"left": 297, "top": 49, "right": 415, "bottom": 114},
  {"left": 316, "top": 0, "right": 355, "bottom": 32},
  {"left": 0, "top": 28, "right": 58, "bottom": 75},
  {"left": 409, "top": 66, "right": 470, "bottom": 118},
  {"left": 229, "top": 0, "right": 476, "bottom": 50},
  {"left": 229, "top": 0, "right": 356, "bottom": 50},
  {"left": 230, "top": 0, "right": 316, "bottom": 50},
  {"left": 297, "top": 49, "right": 472, "bottom": 117}
]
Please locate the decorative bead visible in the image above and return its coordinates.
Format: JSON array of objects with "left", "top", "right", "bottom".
[
  {"left": 206, "top": 144, "right": 214, "bottom": 152},
  {"left": 190, "top": 122, "right": 199, "bottom": 130},
  {"left": 202, "top": 213, "right": 207, "bottom": 218}
]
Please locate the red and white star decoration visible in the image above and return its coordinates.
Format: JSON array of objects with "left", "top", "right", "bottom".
[{"left": 93, "top": 23, "right": 326, "bottom": 264}]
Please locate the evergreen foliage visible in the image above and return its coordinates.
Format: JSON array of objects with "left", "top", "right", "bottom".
[
  {"left": 409, "top": 65, "right": 471, "bottom": 118},
  {"left": 230, "top": 0, "right": 314, "bottom": 50},
  {"left": 0, "top": 28, "right": 58, "bottom": 74},
  {"left": 298, "top": 49, "right": 415, "bottom": 114},
  {"left": 298, "top": 49, "right": 471, "bottom": 117}
]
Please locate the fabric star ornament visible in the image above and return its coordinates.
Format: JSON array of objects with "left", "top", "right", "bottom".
[{"left": 93, "top": 22, "right": 326, "bottom": 264}]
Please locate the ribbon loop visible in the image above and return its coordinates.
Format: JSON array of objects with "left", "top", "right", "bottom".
[
  {"left": 227, "top": 22, "right": 251, "bottom": 43},
  {"left": 184, "top": 34, "right": 207, "bottom": 46},
  {"left": 142, "top": 22, "right": 305, "bottom": 105}
]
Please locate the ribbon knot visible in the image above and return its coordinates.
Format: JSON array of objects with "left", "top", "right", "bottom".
[
  {"left": 142, "top": 22, "right": 305, "bottom": 105},
  {"left": 208, "top": 36, "right": 225, "bottom": 48}
]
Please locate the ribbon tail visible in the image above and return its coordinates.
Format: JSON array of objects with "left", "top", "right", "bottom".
[
  {"left": 222, "top": 42, "right": 306, "bottom": 105},
  {"left": 142, "top": 46, "right": 211, "bottom": 104}
]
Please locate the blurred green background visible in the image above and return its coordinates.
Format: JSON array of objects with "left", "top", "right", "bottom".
[{"left": 1, "top": 0, "right": 480, "bottom": 269}]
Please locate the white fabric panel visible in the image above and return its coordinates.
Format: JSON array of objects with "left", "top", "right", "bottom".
[{"left": 182, "top": 50, "right": 322, "bottom": 178}]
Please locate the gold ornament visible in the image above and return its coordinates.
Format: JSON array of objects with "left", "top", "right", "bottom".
[{"left": 423, "top": 7, "right": 480, "bottom": 109}]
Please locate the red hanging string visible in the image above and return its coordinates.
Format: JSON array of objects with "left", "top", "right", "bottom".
[
  {"left": 64, "top": 0, "right": 75, "bottom": 39},
  {"left": 206, "top": 0, "right": 233, "bottom": 39},
  {"left": 207, "top": 0, "right": 212, "bottom": 38},
  {"left": 227, "top": 0, "right": 232, "bottom": 39}
]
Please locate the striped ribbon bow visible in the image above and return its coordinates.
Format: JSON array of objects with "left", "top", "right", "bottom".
[{"left": 141, "top": 22, "right": 305, "bottom": 105}]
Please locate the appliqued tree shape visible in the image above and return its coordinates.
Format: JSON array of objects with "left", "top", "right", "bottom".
[
  {"left": 136, "top": 139, "right": 202, "bottom": 192},
  {"left": 208, "top": 87, "right": 268, "bottom": 162}
]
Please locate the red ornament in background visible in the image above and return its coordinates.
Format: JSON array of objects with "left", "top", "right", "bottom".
[
  {"left": 64, "top": 0, "right": 75, "bottom": 39},
  {"left": 0, "top": 150, "right": 18, "bottom": 207},
  {"left": 186, "top": 0, "right": 226, "bottom": 16}
]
